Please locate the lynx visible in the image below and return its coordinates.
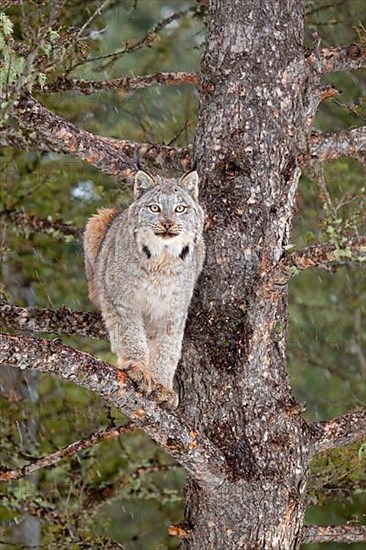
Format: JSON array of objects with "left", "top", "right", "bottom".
[{"left": 84, "top": 170, "right": 205, "bottom": 408}]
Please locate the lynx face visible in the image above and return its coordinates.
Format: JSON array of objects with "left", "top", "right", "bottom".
[{"left": 132, "top": 171, "right": 204, "bottom": 259}]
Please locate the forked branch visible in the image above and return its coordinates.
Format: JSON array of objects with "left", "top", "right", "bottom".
[
  {"left": 304, "top": 44, "right": 366, "bottom": 125},
  {"left": 0, "top": 333, "right": 226, "bottom": 484},
  {"left": 310, "top": 409, "right": 366, "bottom": 454},
  {"left": 70, "top": 7, "right": 197, "bottom": 71},
  {"left": 265, "top": 236, "right": 366, "bottom": 288}
]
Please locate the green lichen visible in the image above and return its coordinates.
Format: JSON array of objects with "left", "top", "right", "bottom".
[
  {"left": 38, "top": 72, "right": 47, "bottom": 90},
  {"left": 0, "top": 13, "right": 14, "bottom": 36},
  {"left": 333, "top": 247, "right": 354, "bottom": 260},
  {"left": 333, "top": 245, "right": 366, "bottom": 263},
  {"left": 0, "top": 14, "right": 26, "bottom": 98},
  {"left": 49, "top": 29, "right": 60, "bottom": 43},
  {"left": 41, "top": 42, "right": 52, "bottom": 57},
  {"left": 275, "top": 321, "right": 283, "bottom": 335}
]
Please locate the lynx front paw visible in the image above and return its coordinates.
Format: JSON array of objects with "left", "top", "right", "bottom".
[
  {"left": 152, "top": 384, "right": 179, "bottom": 410},
  {"left": 121, "top": 360, "right": 155, "bottom": 395}
]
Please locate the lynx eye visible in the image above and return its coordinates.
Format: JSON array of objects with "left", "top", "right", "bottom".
[
  {"left": 175, "top": 205, "right": 187, "bottom": 213},
  {"left": 149, "top": 204, "right": 161, "bottom": 213}
]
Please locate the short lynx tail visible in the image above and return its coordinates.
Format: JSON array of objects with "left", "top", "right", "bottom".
[{"left": 84, "top": 208, "right": 118, "bottom": 307}]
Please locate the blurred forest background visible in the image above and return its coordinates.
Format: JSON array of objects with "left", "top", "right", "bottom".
[{"left": 0, "top": 0, "right": 365, "bottom": 548}]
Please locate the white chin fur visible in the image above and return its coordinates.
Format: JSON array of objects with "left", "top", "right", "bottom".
[{"left": 136, "top": 227, "right": 191, "bottom": 258}]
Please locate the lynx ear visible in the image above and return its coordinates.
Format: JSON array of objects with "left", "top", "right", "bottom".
[
  {"left": 134, "top": 170, "right": 157, "bottom": 199},
  {"left": 179, "top": 170, "right": 199, "bottom": 200}
]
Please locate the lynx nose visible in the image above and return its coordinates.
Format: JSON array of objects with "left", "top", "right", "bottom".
[{"left": 161, "top": 219, "right": 175, "bottom": 231}]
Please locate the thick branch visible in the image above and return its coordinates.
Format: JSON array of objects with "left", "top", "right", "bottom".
[
  {"left": 0, "top": 423, "right": 135, "bottom": 481},
  {"left": 301, "top": 525, "right": 366, "bottom": 544},
  {"left": 101, "top": 138, "right": 192, "bottom": 172},
  {"left": 0, "top": 333, "right": 227, "bottom": 484},
  {"left": 8, "top": 94, "right": 191, "bottom": 174},
  {"left": 265, "top": 236, "right": 366, "bottom": 288},
  {"left": 45, "top": 71, "right": 198, "bottom": 95},
  {"left": 0, "top": 303, "right": 106, "bottom": 339},
  {"left": 310, "top": 409, "right": 366, "bottom": 454},
  {"left": 309, "top": 127, "right": 366, "bottom": 165},
  {"left": 307, "top": 44, "right": 366, "bottom": 73},
  {"left": 0, "top": 209, "right": 82, "bottom": 240},
  {"left": 10, "top": 94, "right": 135, "bottom": 182}
]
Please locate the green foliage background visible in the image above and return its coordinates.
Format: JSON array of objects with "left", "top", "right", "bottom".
[{"left": 0, "top": 1, "right": 365, "bottom": 548}]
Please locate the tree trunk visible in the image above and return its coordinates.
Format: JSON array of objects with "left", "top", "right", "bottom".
[{"left": 178, "top": 1, "right": 311, "bottom": 548}]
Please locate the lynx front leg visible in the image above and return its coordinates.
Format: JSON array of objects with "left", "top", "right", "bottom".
[
  {"left": 148, "top": 325, "right": 185, "bottom": 409},
  {"left": 103, "top": 303, "right": 154, "bottom": 394}
]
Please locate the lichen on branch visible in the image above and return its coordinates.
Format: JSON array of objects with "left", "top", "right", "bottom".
[{"left": 0, "top": 332, "right": 227, "bottom": 484}]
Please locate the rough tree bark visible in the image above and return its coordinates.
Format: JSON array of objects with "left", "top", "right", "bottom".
[
  {"left": 178, "top": 1, "right": 316, "bottom": 548},
  {"left": 1, "top": 1, "right": 365, "bottom": 548}
]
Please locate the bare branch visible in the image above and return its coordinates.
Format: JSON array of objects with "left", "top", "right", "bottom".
[
  {"left": 0, "top": 423, "right": 135, "bottom": 481},
  {"left": 264, "top": 236, "right": 366, "bottom": 288},
  {"left": 303, "top": 43, "right": 364, "bottom": 125},
  {"left": 0, "top": 209, "right": 82, "bottom": 240},
  {"left": 304, "top": 84, "right": 341, "bottom": 129},
  {"left": 76, "top": 0, "right": 112, "bottom": 40},
  {"left": 45, "top": 71, "right": 198, "bottom": 95},
  {"left": 0, "top": 303, "right": 106, "bottom": 339},
  {"left": 310, "top": 409, "right": 366, "bottom": 454},
  {"left": 71, "top": 8, "right": 196, "bottom": 72},
  {"left": 307, "top": 480, "right": 366, "bottom": 506},
  {"left": 301, "top": 525, "right": 366, "bottom": 544},
  {"left": 129, "top": 463, "right": 179, "bottom": 479},
  {"left": 83, "top": 463, "right": 179, "bottom": 510},
  {"left": 0, "top": 333, "right": 227, "bottom": 484},
  {"left": 319, "top": 83, "right": 341, "bottom": 101},
  {"left": 305, "top": 0, "right": 347, "bottom": 18},
  {"left": 307, "top": 44, "right": 366, "bottom": 73},
  {"left": 309, "top": 127, "right": 366, "bottom": 165}
]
